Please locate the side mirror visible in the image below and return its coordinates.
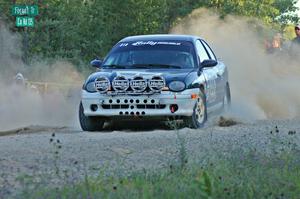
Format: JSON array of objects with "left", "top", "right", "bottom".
[
  {"left": 90, "top": 58, "right": 103, "bottom": 68},
  {"left": 201, "top": 59, "right": 218, "bottom": 68}
]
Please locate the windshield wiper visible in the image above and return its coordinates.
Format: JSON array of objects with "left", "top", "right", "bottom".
[
  {"left": 131, "top": 64, "right": 182, "bottom": 69},
  {"left": 102, "top": 64, "right": 127, "bottom": 69}
]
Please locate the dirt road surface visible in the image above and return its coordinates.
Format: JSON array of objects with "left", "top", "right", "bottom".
[{"left": 0, "top": 118, "right": 299, "bottom": 197}]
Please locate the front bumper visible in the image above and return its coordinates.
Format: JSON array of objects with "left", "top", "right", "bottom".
[{"left": 81, "top": 88, "right": 199, "bottom": 117}]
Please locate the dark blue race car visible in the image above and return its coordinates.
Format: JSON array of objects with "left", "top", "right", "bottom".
[{"left": 80, "top": 34, "right": 231, "bottom": 131}]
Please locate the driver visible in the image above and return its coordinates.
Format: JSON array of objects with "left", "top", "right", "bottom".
[{"left": 174, "top": 53, "right": 191, "bottom": 68}]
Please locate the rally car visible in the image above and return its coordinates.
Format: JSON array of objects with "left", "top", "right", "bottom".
[{"left": 79, "top": 34, "right": 231, "bottom": 131}]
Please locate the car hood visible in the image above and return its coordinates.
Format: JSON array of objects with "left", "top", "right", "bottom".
[{"left": 86, "top": 68, "right": 196, "bottom": 84}]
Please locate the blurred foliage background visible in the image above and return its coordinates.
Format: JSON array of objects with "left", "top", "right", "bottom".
[{"left": 0, "top": 0, "right": 299, "bottom": 72}]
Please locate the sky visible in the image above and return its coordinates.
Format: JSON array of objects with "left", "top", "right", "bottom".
[{"left": 297, "top": 0, "right": 300, "bottom": 17}]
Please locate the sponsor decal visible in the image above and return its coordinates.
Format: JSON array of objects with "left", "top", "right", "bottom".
[
  {"left": 132, "top": 41, "right": 181, "bottom": 46},
  {"left": 119, "top": 43, "right": 128, "bottom": 47},
  {"left": 95, "top": 77, "right": 110, "bottom": 93}
]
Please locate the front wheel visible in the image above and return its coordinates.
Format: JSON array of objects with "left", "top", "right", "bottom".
[
  {"left": 184, "top": 91, "right": 207, "bottom": 129},
  {"left": 79, "top": 102, "right": 105, "bottom": 131}
]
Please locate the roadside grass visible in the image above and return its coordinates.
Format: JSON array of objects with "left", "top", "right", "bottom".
[
  {"left": 16, "top": 125, "right": 300, "bottom": 199},
  {"left": 18, "top": 154, "right": 300, "bottom": 199}
]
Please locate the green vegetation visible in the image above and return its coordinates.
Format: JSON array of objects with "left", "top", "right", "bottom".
[
  {"left": 18, "top": 148, "right": 300, "bottom": 199},
  {"left": 0, "top": 0, "right": 299, "bottom": 71},
  {"left": 16, "top": 126, "right": 300, "bottom": 199}
]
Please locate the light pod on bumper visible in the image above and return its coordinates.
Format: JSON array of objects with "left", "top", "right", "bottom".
[
  {"left": 112, "top": 76, "right": 130, "bottom": 92},
  {"left": 130, "top": 76, "right": 147, "bottom": 92},
  {"left": 149, "top": 75, "right": 165, "bottom": 92},
  {"left": 94, "top": 76, "right": 110, "bottom": 93}
]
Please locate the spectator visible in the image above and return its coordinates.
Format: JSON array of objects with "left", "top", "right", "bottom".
[
  {"left": 289, "top": 24, "right": 300, "bottom": 56},
  {"left": 265, "top": 33, "right": 283, "bottom": 54},
  {"left": 14, "top": 72, "right": 25, "bottom": 86},
  {"left": 272, "top": 33, "right": 282, "bottom": 49},
  {"left": 292, "top": 24, "right": 300, "bottom": 45}
]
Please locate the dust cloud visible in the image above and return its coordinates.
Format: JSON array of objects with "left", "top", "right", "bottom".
[
  {"left": 171, "top": 9, "right": 300, "bottom": 120},
  {"left": 1, "top": 9, "right": 299, "bottom": 131},
  {"left": 0, "top": 21, "right": 83, "bottom": 131}
]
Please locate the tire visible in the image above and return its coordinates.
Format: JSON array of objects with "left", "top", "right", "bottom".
[
  {"left": 184, "top": 90, "right": 207, "bottom": 129},
  {"left": 79, "top": 102, "right": 105, "bottom": 131},
  {"left": 223, "top": 83, "right": 231, "bottom": 112}
]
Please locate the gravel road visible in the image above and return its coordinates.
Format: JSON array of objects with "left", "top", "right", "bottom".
[{"left": 0, "top": 118, "right": 300, "bottom": 197}]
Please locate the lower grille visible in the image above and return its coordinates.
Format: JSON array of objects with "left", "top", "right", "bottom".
[
  {"left": 101, "top": 104, "right": 166, "bottom": 110},
  {"left": 136, "top": 104, "right": 166, "bottom": 109},
  {"left": 102, "top": 104, "right": 130, "bottom": 109},
  {"left": 100, "top": 98, "right": 166, "bottom": 110}
]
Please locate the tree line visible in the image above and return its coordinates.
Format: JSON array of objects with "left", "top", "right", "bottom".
[{"left": 0, "top": 0, "right": 298, "bottom": 71}]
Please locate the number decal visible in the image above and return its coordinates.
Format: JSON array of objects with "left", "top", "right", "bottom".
[
  {"left": 206, "top": 79, "right": 217, "bottom": 102},
  {"left": 204, "top": 71, "right": 217, "bottom": 103}
]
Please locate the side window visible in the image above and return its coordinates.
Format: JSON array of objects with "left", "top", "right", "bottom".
[
  {"left": 195, "top": 40, "right": 210, "bottom": 62},
  {"left": 201, "top": 40, "right": 217, "bottom": 61}
]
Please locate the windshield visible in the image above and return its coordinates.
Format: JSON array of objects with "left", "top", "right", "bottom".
[{"left": 102, "top": 40, "right": 197, "bottom": 69}]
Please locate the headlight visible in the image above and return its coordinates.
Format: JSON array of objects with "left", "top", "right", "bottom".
[
  {"left": 168, "top": 81, "right": 185, "bottom": 92},
  {"left": 85, "top": 81, "right": 97, "bottom": 92}
]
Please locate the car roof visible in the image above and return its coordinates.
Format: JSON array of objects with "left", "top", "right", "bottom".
[{"left": 119, "top": 34, "right": 202, "bottom": 43}]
